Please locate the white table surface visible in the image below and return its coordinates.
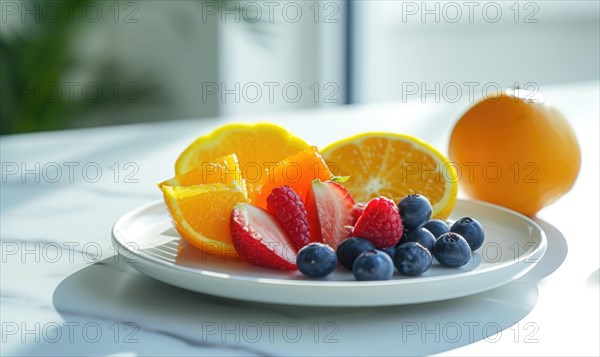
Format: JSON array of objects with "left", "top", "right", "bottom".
[{"left": 1, "top": 81, "right": 598, "bottom": 356}]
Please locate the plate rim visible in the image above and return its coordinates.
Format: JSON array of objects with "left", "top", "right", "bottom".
[{"left": 111, "top": 199, "right": 547, "bottom": 288}]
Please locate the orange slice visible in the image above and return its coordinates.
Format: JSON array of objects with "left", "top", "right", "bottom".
[
  {"left": 174, "top": 123, "right": 310, "bottom": 200},
  {"left": 253, "top": 147, "right": 334, "bottom": 209},
  {"left": 159, "top": 153, "right": 241, "bottom": 187},
  {"left": 321, "top": 133, "right": 458, "bottom": 220},
  {"left": 160, "top": 181, "right": 250, "bottom": 258}
]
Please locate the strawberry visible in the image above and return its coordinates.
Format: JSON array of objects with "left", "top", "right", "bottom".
[
  {"left": 267, "top": 186, "right": 310, "bottom": 251},
  {"left": 306, "top": 180, "right": 355, "bottom": 250},
  {"left": 353, "top": 202, "right": 367, "bottom": 224},
  {"left": 353, "top": 197, "right": 404, "bottom": 249},
  {"left": 230, "top": 203, "right": 297, "bottom": 270}
]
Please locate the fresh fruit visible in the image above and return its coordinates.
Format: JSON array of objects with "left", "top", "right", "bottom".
[
  {"left": 394, "top": 242, "right": 433, "bottom": 276},
  {"left": 296, "top": 243, "right": 337, "bottom": 278},
  {"left": 254, "top": 147, "right": 334, "bottom": 209},
  {"left": 353, "top": 197, "right": 403, "bottom": 248},
  {"left": 336, "top": 237, "right": 376, "bottom": 271},
  {"left": 352, "top": 202, "right": 367, "bottom": 224},
  {"left": 381, "top": 246, "right": 396, "bottom": 261},
  {"left": 404, "top": 228, "right": 436, "bottom": 253},
  {"left": 449, "top": 89, "right": 580, "bottom": 216},
  {"left": 160, "top": 153, "right": 241, "bottom": 187},
  {"left": 306, "top": 180, "right": 355, "bottom": 250},
  {"left": 175, "top": 123, "right": 310, "bottom": 200},
  {"left": 266, "top": 186, "right": 310, "bottom": 251},
  {"left": 423, "top": 219, "right": 450, "bottom": 239},
  {"left": 230, "top": 203, "right": 297, "bottom": 270},
  {"left": 396, "top": 231, "right": 409, "bottom": 247},
  {"left": 352, "top": 250, "right": 394, "bottom": 281},
  {"left": 450, "top": 217, "right": 485, "bottom": 251},
  {"left": 161, "top": 181, "right": 249, "bottom": 258},
  {"left": 397, "top": 194, "right": 433, "bottom": 229},
  {"left": 434, "top": 233, "right": 471, "bottom": 268},
  {"left": 321, "top": 133, "right": 458, "bottom": 220}
]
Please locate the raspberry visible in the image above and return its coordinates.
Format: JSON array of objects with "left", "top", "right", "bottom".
[
  {"left": 353, "top": 197, "right": 404, "bottom": 249},
  {"left": 267, "top": 186, "right": 310, "bottom": 251}
]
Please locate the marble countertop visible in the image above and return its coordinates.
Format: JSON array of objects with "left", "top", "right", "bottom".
[{"left": 1, "top": 82, "right": 598, "bottom": 356}]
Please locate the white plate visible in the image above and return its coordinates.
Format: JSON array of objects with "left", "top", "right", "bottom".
[{"left": 111, "top": 199, "right": 546, "bottom": 307}]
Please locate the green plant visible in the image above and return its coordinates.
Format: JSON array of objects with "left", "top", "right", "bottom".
[{"left": 0, "top": 0, "right": 259, "bottom": 135}]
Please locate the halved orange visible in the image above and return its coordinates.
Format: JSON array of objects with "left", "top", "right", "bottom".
[
  {"left": 321, "top": 133, "right": 458, "bottom": 220},
  {"left": 159, "top": 153, "right": 241, "bottom": 187},
  {"left": 253, "top": 146, "right": 334, "bottom": 209},
  {"left": 160, "top": 181, "right": 250, "bottom": 258},
  {"left": 174, "top": 123, "right": 310, "bottom": 200}
]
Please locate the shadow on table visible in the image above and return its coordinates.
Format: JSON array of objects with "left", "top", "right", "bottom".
[{"left": 41, "top": 219, "right": 567, "bottom": 356}]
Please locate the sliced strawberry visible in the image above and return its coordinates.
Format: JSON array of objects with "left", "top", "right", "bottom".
[
  {"left": 267, "top": 186, "right": 310, "bottom": 251},
  {"left": 353, "top": 197, "right": 404, "bottom": 249},
  {"left": 306, "top": 180, "right": 355, "bottom": 250},
  {"left": 230, "top": 203, "right": 297, "bottom": 270}
]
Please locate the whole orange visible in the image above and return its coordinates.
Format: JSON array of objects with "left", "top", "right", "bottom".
[{"left": 448, "top": 90, "right": 580, "bottom": 216}]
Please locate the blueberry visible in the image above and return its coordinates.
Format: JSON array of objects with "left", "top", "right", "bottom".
[
  {"left": 423, "top": 219, "right": 450, "bottom": 239},
  {"left": 336, "top": 237, "right": 376, "bottom": 270},
  {"left": 394, "top": 242, "right": 433, "bottom": 276},
  {"left": 381, "top": 246, "right": 396, "bottom": 260},
  {"left": 397, "top": 194, "right": 432, "bottom": 229},
  {"left": 404, "top": 227, "right": 436, "bottom": 253},
  {"left": 433, "top": 233, "right": 471, "bottom": 268},
  {"left": 352, "top": 250, "right": 394, "bottom": 281},
  {"left": 297, "top": 243, "right": 337, "bottom": 278},
  {"left": 395, "top": 231, "right": 409, "bottom": 247},
  {"left": 450, "top": 217, "right": 485, "bottom": 251}
]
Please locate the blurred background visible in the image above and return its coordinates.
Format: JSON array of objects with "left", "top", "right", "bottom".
[{"left": 0, "top": 0, "right": 598, "bottom": 134}]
